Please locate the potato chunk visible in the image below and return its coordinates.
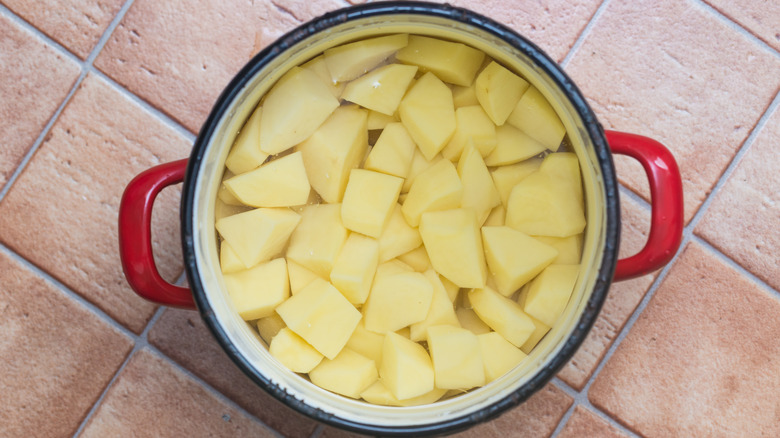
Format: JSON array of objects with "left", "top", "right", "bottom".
[
  {"left": 286, "top": 204, "right": 348, "bottom": 278},
  {"left": 468, "top": 286, "right": 535, "bottom": 348},
  {"left": 477, "top": 332, "right": 527, "bottom": 383},
  {"left": 397, "top": 246, "right": 431, "bottom": 273},
  {"left": 345, "top": 321, "right": 384, "bottom": 366},
  {"left": 520, "top": 314, "right": 551, "bottom": 355},
  {"left": 286, "top": 259, "right": 322, "bottom": 295},
  {"left": 363, "top": 271, "right": 434, "bottom": 333},
  {"left": 457, "top": 145, "right": 501, "bottom": 226},
  {"left": 330, "top": 233, "right": 379, "bottom": 305},
  {"left": 364, "top": 123, "right": 416, "bottom": 179},
  {"left": 396, "top": 35, "right": 485, "bottom": 86},
  {"left": 219, "top": 241, "right": 244, "bottom": 274},
  {"left": 505, "top": 170, "right": 586, "bottom": 237},
  {"left": 456, "top": 308, "right": 491, "bottom": 335},
  {"left": 361, "top": 381, "right": 447, "bottom": 407},
  {"left": 427, "top": 325, "right": 485, "bottom": 390},
  {"left": 341, "top": 169, "right": 403, "bottom": 237},
  {"left": 419, "top": 209, "right": 487, "bottom": 288},
  {"left": 491, "top": 158, "right": 542, "bottom": 207},
  {"left": 380, "top": 332, "right": 435, "bottom": 400},
  {"left": 223, "top": 151, "right": 310, "bottom": 207},
  {"left": 256, "top": 314, "right": 286, "bottom": 344},
  {"left": 475, "top": 61, "right": 529, "bottom": 126},
  {"left": 441, "top": 105, "right": 497, "bottom": 161},
  {"left": 535, "top": 234, "right": 584, "bottom": 265},
  {"left": 216, "top": 208, "right": 300, "bottom": 269},
  {"left": 324, "top": 34, "right": 409, "bottom": 82},
  {"left": 377, "top": 204, "right": 422, "bottom": 262},
  {"left": 523, "top": 264, "right": 580, "bottom": 327},
  {"left": 269, "top": 327, "right": 324, "bottom": 373},
  {"left": 409, "top": 270, "right": 460, "bottom": 341},
  {"left": 484, "top": 124, "right": 546, "bottom": 167},
  {"left": 223, "top": 258, "right": 289, "bottom": 320},
  {"left": 398, "top": 72, "right": 456, "bottom": 160},
  {"left": 301, "top": 55, "right": 345, "bottom": 98},
  {"left": 481, "top": 226, "right": 558, "bottom": 296},
  {"left": 452, "top": 84, "right": 479, "bottom": 108},
  {"left": 309, "top": 348, "right": 378, "bottom": 399},
  {"left": 225, "top": 106, "right": 269, "bottom": 174},
  {"left": 401, "top": 159, "right": 462, "bottom": 227},
  {"left": 507, "top": 86, "right": 565, "bottom": 151},
  {"left": 342, "top": 63, "right": 418, "bottom": 115}
]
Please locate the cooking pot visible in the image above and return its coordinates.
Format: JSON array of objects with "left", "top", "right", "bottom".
[{"left": 118, "top": 2, "right": 683, "bottom": 435}]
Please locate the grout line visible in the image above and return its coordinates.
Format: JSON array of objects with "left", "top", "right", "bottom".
[
  {"left": 693, "top": 0, "right": 780, "bottom": 61},
  {"left": 0, "top": 4, "right": 82, "bottom": 64},
  {"left": 559, "top": 0, "right": 611, "bottom": 68},
  {"left": 550, "top": 379, "right": 641, "bottom": 438},
  {"left": 83, "top": 0, "right": 137, "bottom": 66}
]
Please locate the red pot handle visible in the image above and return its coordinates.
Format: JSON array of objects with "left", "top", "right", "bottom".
[
  {"left": 118, "top": 159, "right": 196, "bottom": 309},
  {"left": 607, "top": 130, "right": 683, "bottom": 281}
]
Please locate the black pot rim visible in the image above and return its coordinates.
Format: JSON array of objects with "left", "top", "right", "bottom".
[{"left": 181, "top": 2, "right": 620, "bottom": 436}]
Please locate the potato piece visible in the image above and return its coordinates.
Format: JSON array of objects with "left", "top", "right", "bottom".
[
  {"left": 286, "top": 204, "right": 348, "bottom": 278},
  {"left": 380, "top": 332, "right": 435, "bottom": 400},
  {"left": 256, "top": 314, "right": 286, "bottom": 344},
  {"left": 397, "top": 246, "right": 431, "bottom": 273},
  {"left": 478, "top": 332, "right": 527, "bottom": 383},
  {"left": 276, "top": 278, "right": 361, "bottom": 359},
  {"left": 419, "top": 208, "right": 487, "bottom": 288},
  {"left": 535, "top": 234, "right": 584, "bottom": 265},
  {"left": 269, "top": 327, "right": 324, "bottom": 373},
  {"left": 361, "top": 378, "right": 447, "bottom": 407},
  {"left": 375, "top": 259, "right": 414, "bottom": 277},
  {"left": 427, "top": 325, "right": 484, "bottom": 390},
  {"left": 342, "top": 64, "right": 418, "bottom": 115},
  {"left": 523, "top": 264, "right": 580, "bottom": 327},
  {"left": 286, "top": 259, "right": 322, "bottom": 295},
  {"left": 539, "top": 152, "right": 584, "bottom": 206},
  {"left": 377, "top": 204, "right": 422, "bottom": 262},
  {"left": 219, "top": 241, "right": 244, "bottom": 274},
  {"left": 401, "top": 159, "right": 462, "bottom": 227},
  {"left": 363, "top": 271, "right": 434, "bottom": 333},
  {"left": 505, "top": 170, "right": 586, "bottom": 237},
  {"left": 301, "top": 55, "right": 345, "bottom": 98},
  {"left": 309, "top": 348, "right": 378, "bottom": 399},
  {"left": 398, "top": 72, "right": 456, "bottom": 160},
  {"left": 402, "top": 149, "right": 442, "bottom": 193},
  {"left": 223, "top": 258, "right": 289, "bottom": 320},
  {"left": 345, "top": 321, "right": 384, "bottom": 366},
  {"left": 507, "top": 86, "right": 565, "bottom": 151},
  {"left": 259, "top": 67, "right": 340, "bottom": 154},
  {"left": 452, "top": 84, "right": 479, "bottom": 108},
  {"left": 223, "top": 151, "right": 310, "bottom": 207},
  {"left": 441, "top": 106, "right": 497, "bottom": 161},
  {"left": 225, "top": 106, "right": 269, "bottom": 174},
  {"left": 218, "top": 179, "right": 243, "bottom": 206},
  {"left": 367, "top": 110, "right": 398, "bottom": 130},
  {"left": 468, "top": 286, "right": 535, "bottom": 348},
  {"left": 330, "top": 233, "right": 379, "bottom": 305},
  {"left": 324, "top": 34, "right": 409, "bottom": 82},
  {"left": 456, "top": 308, "right": 491, "bottom": 335},
  {"left": 483, "top": 204, "right": 506, "bottom": 227},
  {"left": 409, "top": 270, "right": 460, "bottom": 341},
  {"left": 457, "top": 144, "right": 501, "bottom": 225},
  {"left": 341, "top": 169, "right": 403, "bottom": 237},
  {"left": 297, "top": 106, "right": 368, "bottom": 203},
  {"left": 396, "top": 35, "right": 485, "bottom": 86},
  {"left": 484, "top": 124, "right": 546, "bottom": 167},
  {"left": 491, "top": 158, "right": 542, "bottom": 207},
  {"left": 475, "top": 61, "right": 529, "bottom": 126},
  {"left": 216, "top": 208, "right": 300, "bottom": 269},
  {"left": 440, "top": 275, "right": 459, "bottom": 303},
  {"left": 364, "top": 123, "right": 416, "bottom": 179},
  {"left": 482, "top": 226, "right": 558, "bottom": 296},
  {"left": 520, "top": 314, "right": 551, "bottom": 355}
]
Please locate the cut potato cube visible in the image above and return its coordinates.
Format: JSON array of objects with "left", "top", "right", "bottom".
[
  {"left": 216, "top": 208, "right": 300, "bottom": 269},
  {"left": 409, "top": 270, "right": 460, "bottom": 341},
  {"left": 440, "top": 275, "right": 459, "bottom": 303},
  {"left": 363, "top": 271, "right": 434, "bottom": 333},
  {"left": 297, "top": 106, "right": 369, "bottom": 203},
  {"left": 441, "top": 106, "right": 497, "bottom": 161},
  {"left": 483, "top": 204, "right": 506, "bottom": 227},
  {"left": 215, "top": 199, "right": 251, "bottom": 221},
  {"left": 309, "top": 348, "right": 378, "bottom": 399},
  {"left": 484, "top": 124, "right": 547, "bottom": 167},
  {"left": 457, "top": 144, "right": 501, "bottom": 225},
  {"left": 225, "top": 106, "right": 269, "bottom": 174},
  {"left": 427, "top": 325, "right": 485, "bottom": 390},
  {"left": 398, "top": 72, "right": 456, "bottom": 160},
  {"left": 367, "top": 110, "right": 398, "bottom": 130},
  {"left": 402, "top": 149, "right": 442, "bottom": 193},
  {"left": 524, "top": 264, "right": 580, "bottom": 327},
  {"left": 276, "top": 278, "right": 361, "bottom": 359},
  {"left": 361, "top": 377, "right": 447, "bottom": 407},
  {"left": 468, "top": 286, "right": 535, "bottom": 348},
  {"left": 535, "top": 234, "right": 584, "bottom": 265},
  {"left": 380, "top": 332, "right": 434, "bottom": 400},
  {"left": 539, "top": 152, "right": 584, "bottom": 206},
  {"left": 286, "top": 203, "right": 348, "bottom": 278},
  {"left": 482, "top": 226, "right": 558, "bottom": 296},
  {"left": 269, "top": 327, "right": 324, "bottom": 373},
  {"left": 256, "top": 313, "right": 286, "bottom": 344},
  {"left": 507, "top": 86, "right": 565, "bottom": 151},
  {"left": 342, "top": 63, "right": 418, "bottom": 115},
  {"left": 324, "top": 34, "right": 409, "bottom": 82},
  {"left": 401, "top": 159, "right": 462, "bottom": 227},
  {"left": 301, "top": 55, "right": 345, "bottom": 99},
  {"left": 346, "top": 321, "right": 384, "bottom": 366},
  {"left": 219, "top": 241, "right": 244, "bottom": 274},
  {"left": 364, "top": 123, "right": 416, "bottom": 179},
  {"left": 475, "top": 61, "right": 530, "bottom": 126},
  {"left": 341, "top": 169, "right": 403, "bottom": 237},
  {"left": 223, "top": 258, "right": 289, "bottom": 320},
  {"left": 419, "top": 209, "right": 487, "bottom": 288},
  {"left": 218, "top": 179, "right": 243, "bottom": 206},
  {"left": 520, "top": 314, "right": 551, "bottom": 355},
  {"left": 223, "top": 151, "right": 310, "bottom": 207},
  {"left": 456, "top": 307, "right": 491, "bottom": 335},
  {"left": 396, "top": 35, "right": 485, "bottom": 86},
  {"left": 259, "top": 67, "right": 340, "bottom": 154},
  {"left": 330, "top": 233, "right": 379, "bottom": 305},
  {"left": 397, "top": 246, "right": 431, "bottom": 273},
  {"left": 505, "top": 170, "right": 586, "bottom": 237},
  {"left": 377, "top": 204, "right": 422, "bottom": 262},
  {"left": 478, "top": 332, "right": 527, "bottom": 383},
  {"left": 452, "top": 84, "right": 479, "bottom": 108},
  {"left": 286, "top": 259, "right": 322, "bottom": 295},
  {"left": 491, "top": 158, "right": 542, "bottom": 207}
]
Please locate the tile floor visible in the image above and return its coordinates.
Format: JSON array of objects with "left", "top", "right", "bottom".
[{"left": 0, "top": 0, "right": 778, "bottom": 436}]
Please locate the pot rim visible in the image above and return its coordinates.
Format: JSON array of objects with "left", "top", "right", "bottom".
[{"left": 181, "top": 2, "right": 620, "bottom": 435}]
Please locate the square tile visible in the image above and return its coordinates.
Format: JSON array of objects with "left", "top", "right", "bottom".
[
  {"left": 0, "top": 73, "right": 190, "bottom": 333},
  {"left": 148, "top": 308, "right": 319, "bottom": 438},
  {"left": 0, "top": 12, "right": 80, "bottom": 191},
  {"left": 696, "top": 104, "right": 780, "bottom": 291},
  {"left": 80, "top": 348, "right": 275, "bottom": 437},
  {"left": 0, "top": 249, "right": 133, "bottom": 437},
  {"left": 557, "top": 405, "right": 628, "bottom": 438},
  {"left": 1, "top": 0, "right": 124, "bottom": 58},
  {"left": 565, "top": 0, "right": 780, "bottom": 222},
  {"left": 589, "top": 242, "right": 780, "bottom": 436},
  {"left": 704, "top": 0, "right": 780, "bottom": 52}
]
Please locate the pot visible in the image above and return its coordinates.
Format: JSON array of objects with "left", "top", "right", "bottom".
[{"left": 118, "top": 2, "right": 683, "bottom": 435}]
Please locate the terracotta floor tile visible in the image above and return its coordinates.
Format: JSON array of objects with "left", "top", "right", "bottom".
[
  {"left": 0, "top": 249, "right": 133, "bottom": 437},
  {"left": 2, "top": 0, "right": 124, "bottom": 58},
  {"left": 565, "top": 0, "right": 780, "bottom": 223},
  {"left": 79, "top": 348, "right": 275, "bottom": 437},
  {"left": 148, "top": 308, "right": 319, "bottom": 438},
  {"left": 589, "top": 242, "right": 780, "bottom": 436},
  {"left": 453, "top": 384, "right": 573, "bottom": 438},
  {"left": 558, "top": 193, "right": 657, "bottom": 389},
  {"left": 0, "top": 73, "right": 190, "bottom": 333},
  {"left": 319, "top": 426, "right": 368, "bottom": 438},
  {"left": 704, "top": 0, "right": 780, "bottom": 52},
  {"left": 557, "top": 405, "right": 629, "bottom": 438},
  {"left": 93, "top": 0, "right": 342, "bottom": 133},
  {"left": 696, "top": 104, "right": 780, "bottom": 291},
  {"left": 0, "top": 13, "right": 80, "bottom": 191}
]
